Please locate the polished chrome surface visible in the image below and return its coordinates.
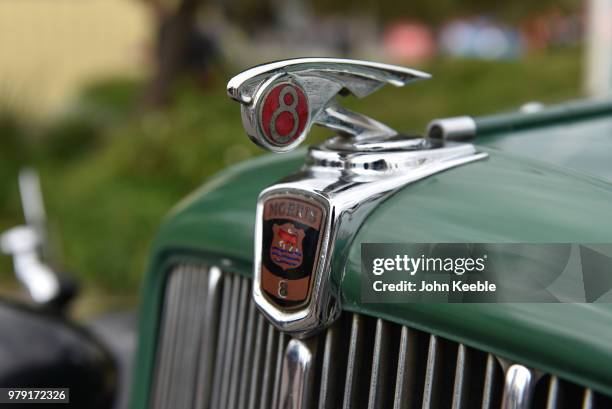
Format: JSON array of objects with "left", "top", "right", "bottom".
[
  {"left": 254, "top": 145, "right": 487, "bottom": 336},
  {"left": 306, "top": 141, "right": 481, "bottom": 177},
  {"left": 0, "top": 168, "right": 67, "bottom": 305},
  {"left": 0, "top": 225, "right": 60, "bottom": 303},
  {"left": 278, "top": 339, "right": 316, "bottom": 409},
  {"left": 427, "top": 115, "right": 477, "bottom": 141},
  {"left": 193, "top": 266, "right": 222, "bottom": 408},
  {"left": 228, "top": 58, "right": 430, "bottom": 152},
  {"left": 501, "top": 364, "right": 535, "bottom": 409},
  {"left": 545, "top": 376, "right": 559, "bottom": 409},
  {"left": 18, "top": 168, "right": 49, "bottom": 257},
  {"left": 583, "top": 388, "right": 594, "bottom": 409}
]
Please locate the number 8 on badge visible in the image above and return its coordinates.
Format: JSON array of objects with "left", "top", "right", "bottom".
[{"left": 258, "top": 81, "right": 309, "bottom": 148}]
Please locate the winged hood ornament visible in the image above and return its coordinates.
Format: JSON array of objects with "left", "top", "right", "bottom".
[
  {"left": 227, "top": 58, "right": 487, "bottom": 336},
  {"left": 227, "top": 58, "right": 431, "bottom": 152}
]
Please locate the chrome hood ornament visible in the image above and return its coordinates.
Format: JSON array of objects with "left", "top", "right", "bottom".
[
  {"left": 227, "top": 58, "right": 430, "bottom": 152},
  {"left": 228, "top": 58, "right": 487, "bottom": 336}
]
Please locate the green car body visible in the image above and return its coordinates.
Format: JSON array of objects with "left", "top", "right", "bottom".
[{"left": 131, "top": 104, "right": 612, "bottom": 409}]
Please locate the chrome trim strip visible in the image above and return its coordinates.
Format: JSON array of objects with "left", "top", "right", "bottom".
[
  {"left": 501, "top": 364, "right": 535, "bottom": 409},
  {"left": 278, "top": 338, "right": 317, "bottom": 409}
]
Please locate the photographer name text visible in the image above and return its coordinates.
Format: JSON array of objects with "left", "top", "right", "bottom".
[{"left": 370, "top": 254, "right": 496, "bottom": 294}]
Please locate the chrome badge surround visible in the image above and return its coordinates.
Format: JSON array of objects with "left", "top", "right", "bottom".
[
  {"left": 228, "top": 58, "right": 488, "bottom": 337},
  {"left": 254, "top": 188, "right": 333, "bottom": 336}
]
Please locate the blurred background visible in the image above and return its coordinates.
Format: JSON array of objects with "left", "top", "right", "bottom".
[{"left": 0, "top": 0, "right": 607, "bottom": 317}]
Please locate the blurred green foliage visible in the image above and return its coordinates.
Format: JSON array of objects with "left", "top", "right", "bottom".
[{"left": 0, "top": 49, "right": 582, "bottom": 293}]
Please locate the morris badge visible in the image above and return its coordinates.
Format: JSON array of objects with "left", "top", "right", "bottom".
[{"left": 261, "top": 195, "right": 325, "bottom": 309}]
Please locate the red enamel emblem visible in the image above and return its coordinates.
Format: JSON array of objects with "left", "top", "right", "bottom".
[
  {"left": 270, "top": 223, "right": 305, "bottom": 271},
  {"left": 259, "top": 82, "right": 309, "bottom": 147}
]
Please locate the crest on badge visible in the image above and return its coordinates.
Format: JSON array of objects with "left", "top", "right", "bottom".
[{"left": 270, "top": 223, "right": 305, "bottom": 270}]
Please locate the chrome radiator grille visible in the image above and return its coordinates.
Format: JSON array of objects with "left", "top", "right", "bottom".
[{"left": 150, "top": 264, "right": 611, "bottom": 409}]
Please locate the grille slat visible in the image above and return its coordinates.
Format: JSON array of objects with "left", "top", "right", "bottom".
[
  {"left": 193, "top": 266, "right": 222, "bottom": 409},
  {"left": 151, "top": 265, "right": 612, "bottom": 409},
  {"left": 177, "top": 268, "right": 204, "bottom": 408},
  {"left": 451, "top": 344, "right": 469, "bottom": 409},
  {"left": 393, "top": 326, "right": 419, "bottom": 409},
  {"left": 246, "top": 311, "right": 267, "bottom": 409},
  {"left": 152, "top": 267, "right": 182, "bottom": 409},
  {"left": 422, "top": 335, "right": 441, "bottom": 409},
  {"left": 342, "top": 314, "right": 366, "bottom": 409},
  {"left": 482, "top": 354, "right": 502, "bottom": 409},
  {"left": 259, "top": 324, "right": 279, "bottom": 409},
  {"left": 226, "top": 278, "right": 251, "bottom": 409},
  {"left": 583, "top": 389, "right": 594, "bottom": 409},
  {"left": 545, "top": 376, "right": 560, "bottom": 409},
  {"left": 218, "top": 275, "right": 242, "bottom": 408},
  {"left": 271, "top": 333, "right": 288, "bottom": 409},
  {"left": 236, "top": 290, "right": 258, "bottom": 409},
  {"left": 209, "top": 274, "right": 232, "bottom": 408},
  {"left": 367, "top": 319, "right": 394, "bottom": 409},
  {"left": 318, "top": 321, "right": 342, "bottom": 409}
]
